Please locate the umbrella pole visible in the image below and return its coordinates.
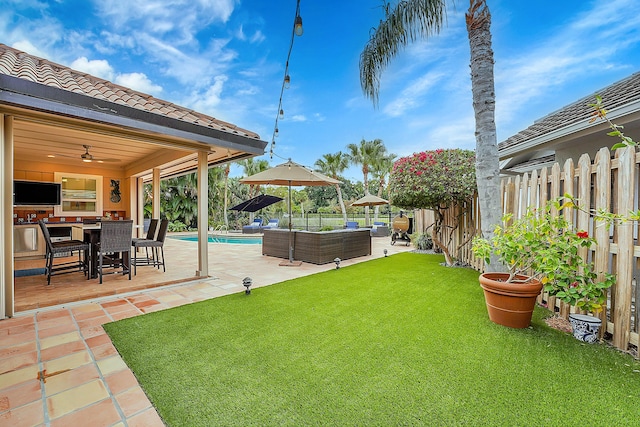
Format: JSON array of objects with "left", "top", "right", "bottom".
[{"left": 288, "top": 182, "right": 293, "bottom": 263}]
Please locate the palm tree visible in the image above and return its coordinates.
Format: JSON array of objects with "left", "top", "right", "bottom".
[
  {"left": 315, "top": 152, "right": 349, "bottom": 223},
  {"left": 347, "top": 138, "right": 386, "bottom": 225},
  {"left": 370, "top": 153, "right": 396, "bottom": 222},
  {"left": 360, "top": 0, "right": 502, "bottom": 266}
]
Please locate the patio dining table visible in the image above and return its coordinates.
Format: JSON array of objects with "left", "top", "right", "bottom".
[{"left": 73, "top": 222, "right": 141, "bottom": 279}]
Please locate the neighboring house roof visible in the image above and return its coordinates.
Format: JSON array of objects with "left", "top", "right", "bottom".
[
  {"left": 498, "top": 71, "right": 640, "bottom": 161},
  {"left": 0, "top": 43, "right": 265, "bottom": 156}
]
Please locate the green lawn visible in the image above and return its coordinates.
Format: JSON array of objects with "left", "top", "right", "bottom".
[{"left": 104, "top": 253, "right": 640, "bottom": 426}]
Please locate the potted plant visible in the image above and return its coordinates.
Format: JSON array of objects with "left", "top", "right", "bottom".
[{"left": 472, "top": 197, "right": 615, "bottom": 332}]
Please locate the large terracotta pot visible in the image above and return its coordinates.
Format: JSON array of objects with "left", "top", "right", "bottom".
[{"left": 479, "top": 272, "right": 543, "bottom": 329}]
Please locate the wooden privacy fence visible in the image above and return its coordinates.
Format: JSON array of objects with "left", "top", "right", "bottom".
[{"left": 433, "top": 146, "right": 639, "bottom": 353}]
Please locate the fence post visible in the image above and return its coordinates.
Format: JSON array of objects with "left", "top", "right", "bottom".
[{"left": 613, "top": 146, "right": 635, "bottom": 350}]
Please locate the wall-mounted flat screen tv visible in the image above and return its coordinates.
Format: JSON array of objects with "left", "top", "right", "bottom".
[{"left": 13, "top": 181, "right": 62, "bottom": 206}]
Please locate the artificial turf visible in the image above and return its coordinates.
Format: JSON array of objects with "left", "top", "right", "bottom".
[{"left": 103, "top": 253, "right": 640, "bottom": 426}]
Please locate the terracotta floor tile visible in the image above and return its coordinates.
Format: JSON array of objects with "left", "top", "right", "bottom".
[
  {"left": 76, "top": 315, "right": 112, "bottom": 330},
  {"left": 126, "top": 295, "right": 154, "bottom": 304},
  {"left": 44, "top": 363, "right": 100, "bottom": 396},
  {"left": 70, "top": 303, "right": 104, "bottom": 317},
  {"left": 140, "top": 305, "right": 164, "bottom": 314},
  {"left": 0, "top": 316, "right": 34, "bottom": 331},
  {"left": 40, "top": 340, "right": 87, "bottom": 362},
  {"left": 96, "top": 356, "right": 128, "bottom": 377},
  {"left": 126, "top": 407, "right": 165, "bottom": 427},
  {"left": 47, "top": 379, "right": 109, "bottom": 420},
  {"left": 0, "top": 365, "right": 40, "bottom": 389},
  {"left": 101, "top": 299, "right": 130, "bottom": 308},
  {"left": 79, "top": 325, "right": 107, "bottom": 339},
  {"left": 1, "top": 330, "right": 36, "bottom": 347},
  {"left": 102, "top": 304, "right": 135, "bottom": 316},
  {"left": 36, "top": 313, "right": 72, "bottom": 326},
  {"left": 50, "top": 398, "right": 121, "bottom": 427},
  {"left": 39, "top": 331, "right": 82, "bottom": 351},
  {"left": 115, "top": 386, "right": 152, "bottom": 418},
  {"left": 133, "top": 299, "right": 160, "bottom": 309},
  {"left": 91, "top": 343, "right": 118, "bottom": 360},
  {"left": 43, "top": 350, "right": 91, "bottom": 374},
  {"left": 36, "top": 309, "right": 72, "bottom": 323},
  {"left": 109, "top": 310, "right": 141, "bottom": 321},
  {"left": 0, "top": 380, "right": 41, "bottom": 412},
  {"left": 0, "top": 399, "right": 44, "bottom": 426},
  {"left": 0, "top": 350, "right": 37, "bottom": 375},
  {"left": 104, "top": 369, "right": 138, "bottom": 395},
  {"left": 0, "top": 322, "right": 35, "bottom": 338},
  {"left": 73, "top": 307, "right": 108, "bottom": 322},
  {"left": 37, "top": 322, "right": 77, "bottom": 339},
  {"left": 0, "top": 341, "right": 36, "bottom": 360},
  {"left": 84, "top": 333, "right": 111, "bottom": 349}
]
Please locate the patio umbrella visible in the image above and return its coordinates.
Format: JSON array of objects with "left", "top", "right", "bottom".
[
  {"left": 230, "top": 194, "right": 283, "bottom": 213},
  {"left": 240, "top": 159, "right": 340, "bottom": 264},
  {"left": 351, "top": 194, "right": 390, "bottom": 226},
  {"left": 351, "top": 194, "right": 389, "bottom": 207}
]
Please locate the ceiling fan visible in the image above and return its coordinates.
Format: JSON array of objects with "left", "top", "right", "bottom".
[{"left": 54, "top": 145, "right": 120, "bottom": 163}]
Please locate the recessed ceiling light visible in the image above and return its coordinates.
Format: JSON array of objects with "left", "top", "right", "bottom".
[{"left": 47, "top": 154, "right": 55, "bottom": 158}]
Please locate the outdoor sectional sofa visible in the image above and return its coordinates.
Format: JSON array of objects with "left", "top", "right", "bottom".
[{"left": 262, "top": 228, "right": 371, "bottom": 264}]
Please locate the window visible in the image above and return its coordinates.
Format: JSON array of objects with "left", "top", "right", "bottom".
[{"left": 54, "top": 173, "right": 103, "bottom": 217}]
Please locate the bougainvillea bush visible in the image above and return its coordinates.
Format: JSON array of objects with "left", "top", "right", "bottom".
[
  {"left": 389, "top": 149, "right": 476, "bottom": 210},
  {"left": 389, "top": 149, "right": 476, "bottom": 265}
]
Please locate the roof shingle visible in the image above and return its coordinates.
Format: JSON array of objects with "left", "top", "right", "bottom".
[
  {"left": 499, "top": 71, "right": 640, "bottom": 151},
  {"left": 0, "top": 43, "right": 260, "bottom": 140}
]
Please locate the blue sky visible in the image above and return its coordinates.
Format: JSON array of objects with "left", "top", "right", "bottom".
[{"left": 2, "top": 0, "right": 640, "bottom": 181}]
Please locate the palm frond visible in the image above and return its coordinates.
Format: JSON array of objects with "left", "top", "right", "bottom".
[{"left": 360, "top": 0, "right": 448, "bottom": 106}]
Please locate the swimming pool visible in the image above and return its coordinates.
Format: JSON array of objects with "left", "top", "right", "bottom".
[{"left": 172, "top": 235, "right": 262, "bottom": 245}]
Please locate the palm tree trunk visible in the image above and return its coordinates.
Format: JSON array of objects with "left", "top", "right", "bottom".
[
  {"left": 336, "top": 184, "right": 348, "bottom": 223},
  {"left": 363, "top": 172, "right": 371, "bottom": 226},
  {"left": 223, "top": 166, "right": 229, "bottom": 228},
  {"left": 466, "top": 0, "right": 504, "bottom": 271}
]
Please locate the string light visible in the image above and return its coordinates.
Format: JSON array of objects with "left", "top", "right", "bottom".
[{"left": 270, "top": 0, "right": 303, "bottom": 159}]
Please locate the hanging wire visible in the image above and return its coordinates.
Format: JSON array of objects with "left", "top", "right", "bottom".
[{"left": 270, "top": 0, "right": 302, "bottom": 160}]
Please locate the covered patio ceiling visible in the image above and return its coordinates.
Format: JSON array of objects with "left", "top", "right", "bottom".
[{"left": 10, "top": 109, "right": 258, "bottom": 181}]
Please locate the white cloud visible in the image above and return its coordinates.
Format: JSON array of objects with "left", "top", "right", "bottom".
[
  {"left": 70, "top": 57, "right": 115, "bottom": 80},
  {"left": 249, "top": 30, "right": 265, "bottom": 44},
  {"left": 382, "top": 72, "right": 445, "bottom": 117},
  {"left": 186, "top": 75, "right": 228, "bottom": 114},
  {"left": 133, "top": 33, "right": 237, "bottom": 88},
  {"left": 290, "top": 115, "right": 307, "bottom": 122},
  {"left": 11, "top": 40, "right": 47, "bottom": 58},
  {"left": 494, "top": 0, "right": 640, "bottom": 130},
  {"left": 115, "top": 72, "right": 163, "bottom": 95},
  {"left": 94, "top": 0, "right": 237, "bottom": 42}
]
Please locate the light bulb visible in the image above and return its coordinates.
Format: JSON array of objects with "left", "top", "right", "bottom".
[
  {"left": 294, "top": 16, "right": 303, "bottom": 36},
  {"left": 284, "top": 74, "right": 290, "bottom": 89},
  {"left": 279, "top": 109, "right": 284, "bottom": 119}
]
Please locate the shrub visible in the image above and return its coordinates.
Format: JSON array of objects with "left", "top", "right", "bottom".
[{"left": 411, "top": 233, "right": 433, "bottom": 251}]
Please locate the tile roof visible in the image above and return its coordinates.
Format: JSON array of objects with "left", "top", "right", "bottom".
[
  {"left": 499, "top": 71, "right": 640, "bottom": 151},
  {"left": 0, "top": 43, "right": 260, "bottom": 140}
]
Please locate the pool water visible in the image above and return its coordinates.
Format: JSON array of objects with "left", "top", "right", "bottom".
[{"left": 172, "top": 235, "right": 262, "bottom": 245}]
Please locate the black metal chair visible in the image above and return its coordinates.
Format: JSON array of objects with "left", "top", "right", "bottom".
[
  {"left": 132, "top": 218, "right": 160, "bottom": 274},
  {"left": 144, "top": 219, "right": 168, "bottom": 273},
  {"left": 38, "top": 220, "right": 89, "bottom": 286},
  {"left": 96, "top": 220, "right": 133, "bottom": 284}
]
